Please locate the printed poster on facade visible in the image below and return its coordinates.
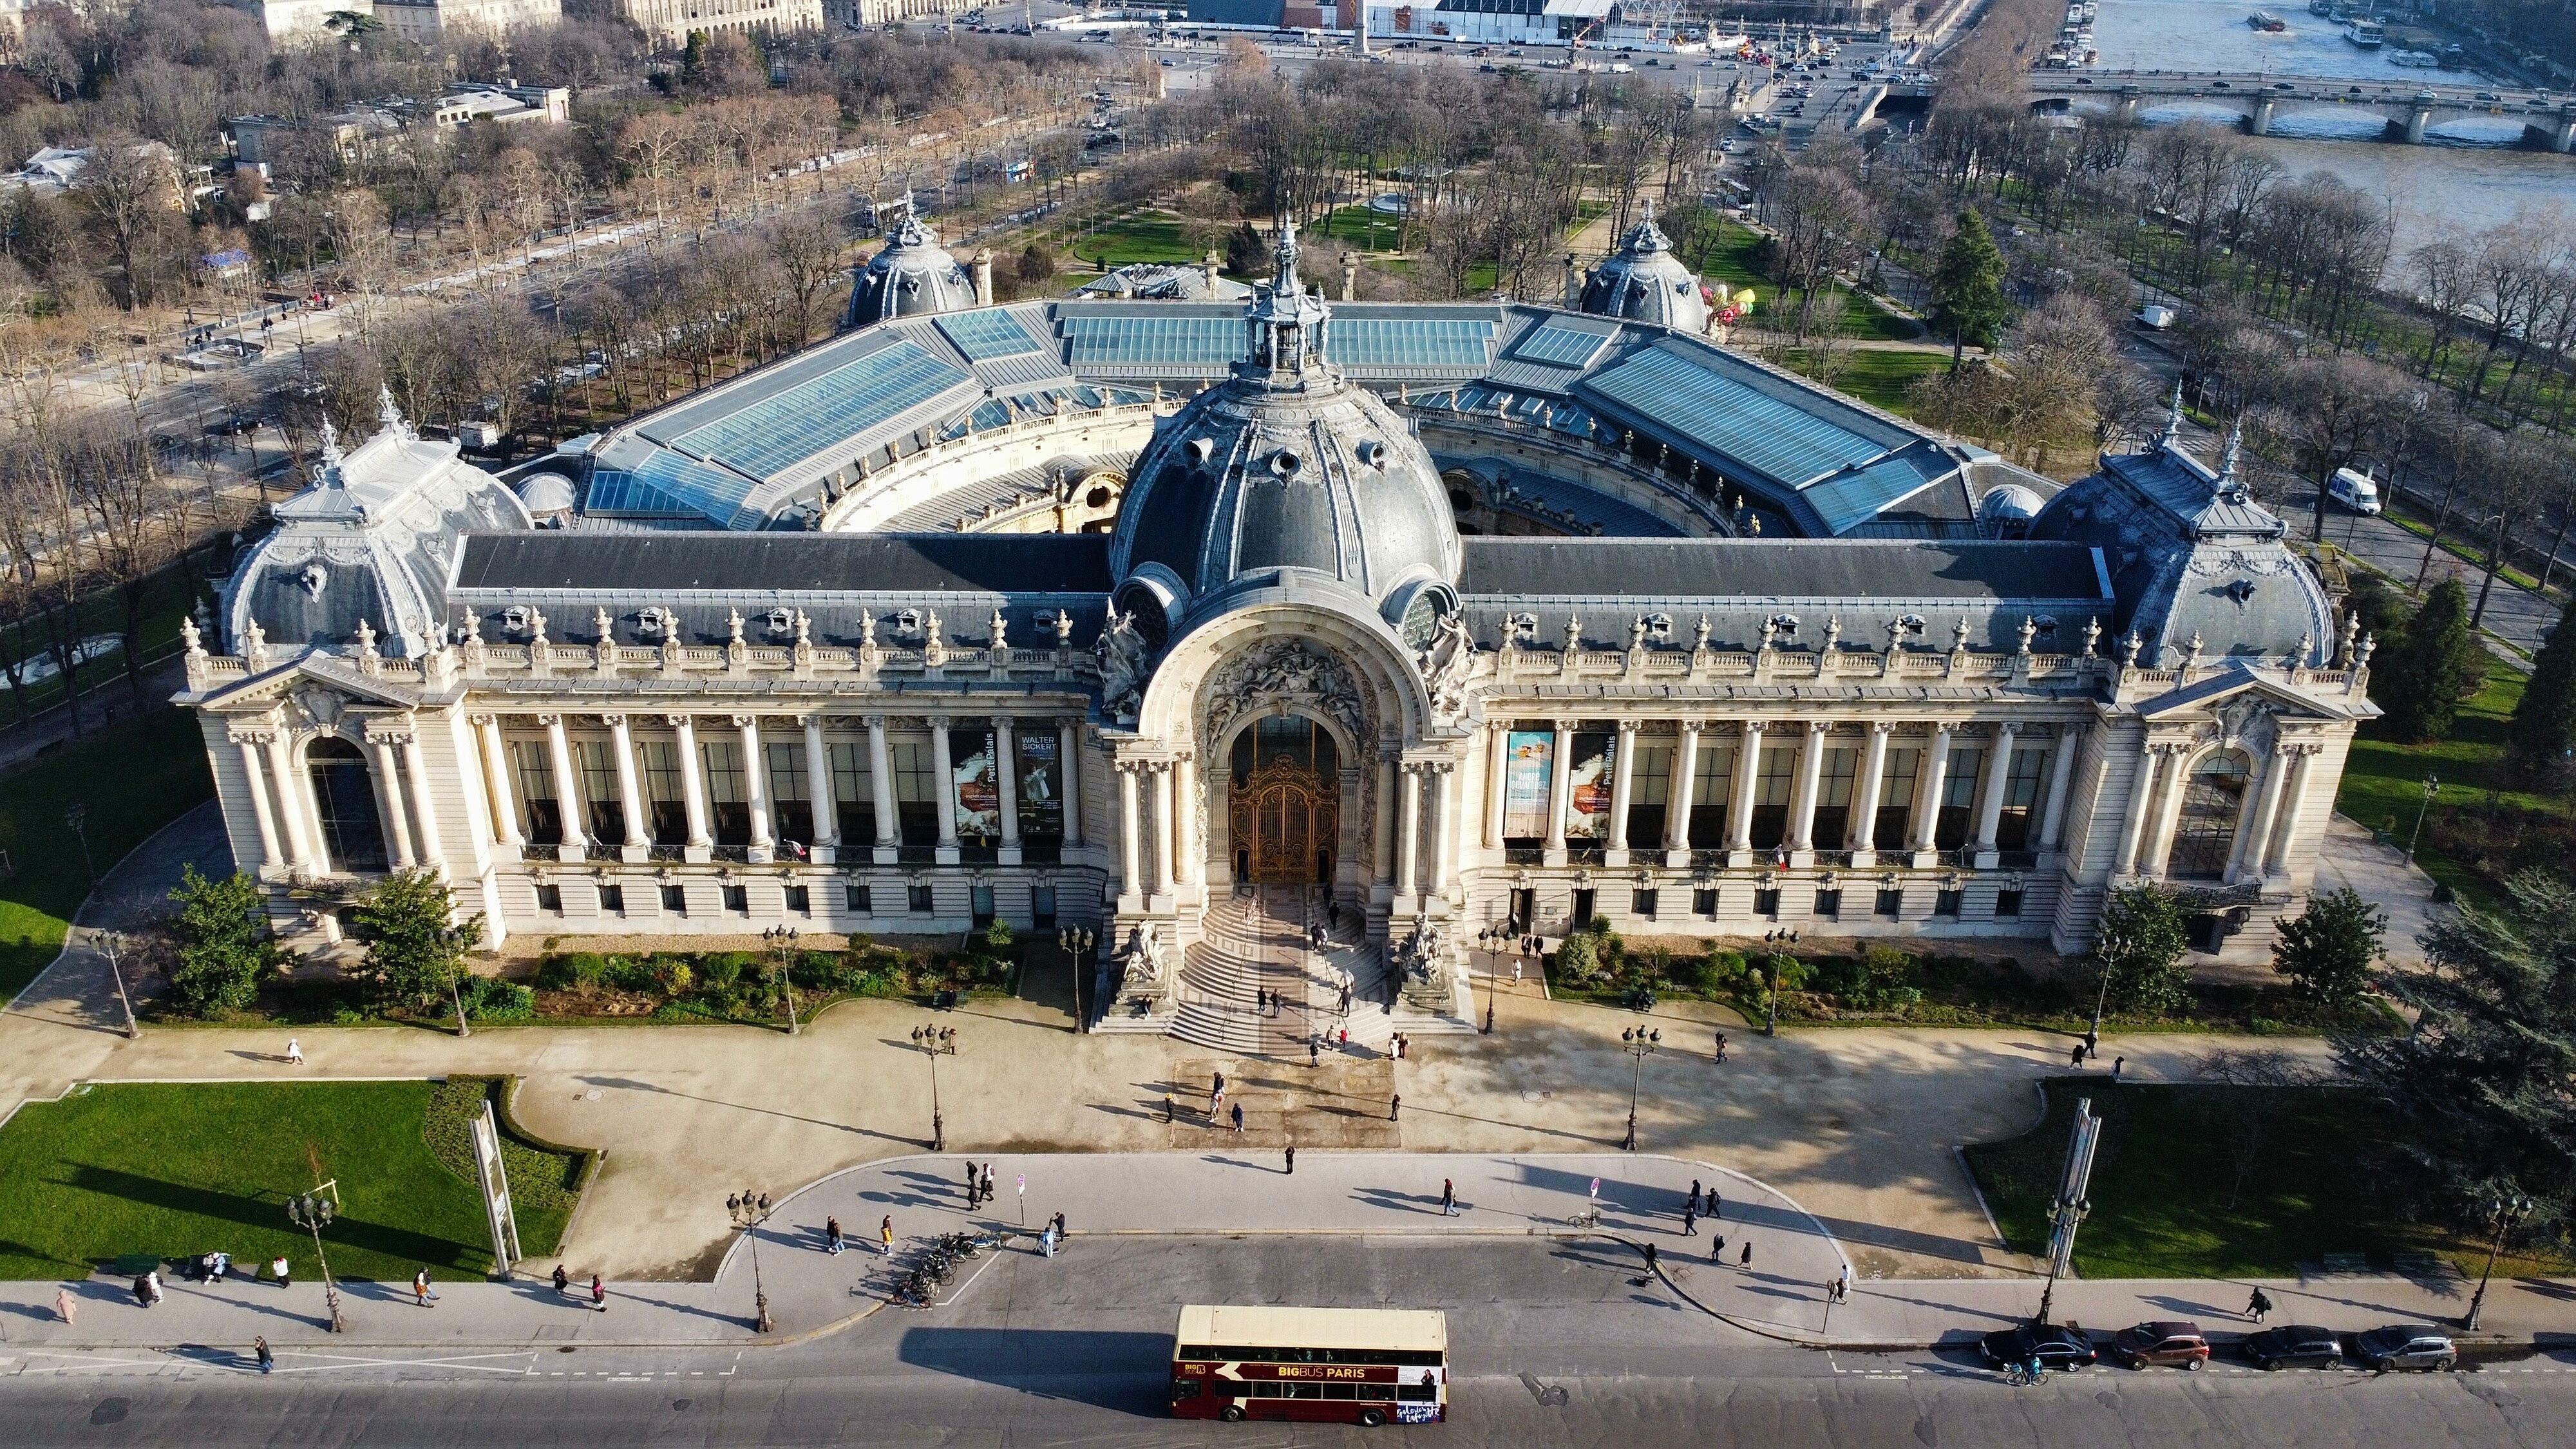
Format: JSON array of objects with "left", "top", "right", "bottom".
[
  {"left": 1502, "top": 731, "right": 1554, "bottom": 839},
  {"left": 950, "top": 728, "right": 1000, "bottom": 841},
  {"left": 1016, "top": 730, "right": 1062, "bottom": 838},
  {"left": 1563, "top": 730, "right": 1613, "bottom": 839}
]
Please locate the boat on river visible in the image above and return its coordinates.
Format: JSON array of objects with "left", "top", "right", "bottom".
[
  {"left": 2248, "top": 10, "right": 2287, "bottom": 31},
  {"left": 2344, "top": 19, "right": 2385, "bottom": 47}
]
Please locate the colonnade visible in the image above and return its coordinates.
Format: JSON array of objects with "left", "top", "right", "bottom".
[
  {"left": 225, "top": 716, "right": 448, "bottom": 879},
  {"left": 2112, "top": 733, "right": 2320, "bottom": 885}
]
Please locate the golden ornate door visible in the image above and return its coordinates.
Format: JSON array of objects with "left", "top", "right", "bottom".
[{"left": 1230, "top": 756, "right": 1340, "bottom": 884}]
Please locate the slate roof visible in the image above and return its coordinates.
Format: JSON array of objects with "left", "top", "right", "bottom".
[
  {"left": 453, "top": 531, "right": 1113, "bottom": 596},
  {"left": 1457, "top": 538, "right": 2110, "bottom": 601}
]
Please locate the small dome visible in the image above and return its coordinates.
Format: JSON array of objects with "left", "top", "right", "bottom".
[
  {"left": 1580, "top": 200, "right": 1710, "bottom": 334},
  {"left": 1112, "top": 223, "right": 1458, "bottom": 626},
  {"left": 517, "top": 472, "right": 576, "bottom": 516},
  {"left": 1978, "top": 483, "right": 2045, "bottom": 530},
  {"left": 844, "top": 200, "right": 976, "bottom": 329}
]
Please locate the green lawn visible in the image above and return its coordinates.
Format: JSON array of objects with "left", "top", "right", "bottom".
[
  {"left": 0, "top": 705, "right": 216, "bottom": 1002},
  {"left": 2333, "top": 666, "right": 2539, "bottom": 913},
  {"left": 0, "top": 1080, "right": 580, "bottom": 1281},
  {"left": 1768, "top": 347, "right": 1949, "bottom": 416},
  {"left": 1683, "top": 218, "right": 1917, "bottom": 342},
  {"left": 1067, "top": 211, "right": 1200, "bottom": 270},
  {"left": 1965, "top": 1080, "right": 2415, "bottom": 1278},
  {"left": 1317, "top": 204, "right": 1406, "bottom": 254}
]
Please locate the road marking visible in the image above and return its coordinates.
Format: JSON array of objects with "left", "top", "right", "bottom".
[{"left": 273, "top": 1352, "right": 536, "bottom": 1376}]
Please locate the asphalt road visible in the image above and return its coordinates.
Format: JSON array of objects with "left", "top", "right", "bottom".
[{"left": 7, "top": 1238, "right": 2570, "bottom": 1446}]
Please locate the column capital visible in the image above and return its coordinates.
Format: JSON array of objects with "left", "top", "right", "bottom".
[
  {"left": 599, "top": 712, "right": 629, "bottom": 729},
  {"left": 863, "top": 714, "right": 887, "bottom": 729},
  {"left": 534, "top": 714, "right": 563, "bottom": 727},
  {"left": 1993, "top": 719, "right": 2022, "bottom": 738},
  {"left": 225, "top": 724, "right": 274, "bottom": 746},
  {"left": 1741, "top": 718, "right": 1768, "bottom": 736},
  {"left": 1677, "top": 717, "right": 1705, "bottom": 734},
  {"left": 731, "top": 713, "right": 759, "bottom": 728},
  {"left": 927, "top": 714, "right": 952, "bottom": 728},
  {"left": 1868, "top": 719, "right": 1895, "bottom": 735},
  {"left": 466, "top": 712, "right": 500, "bottom": 728},
  {"left": 361, "top": 719, "right": 416, "bottom": 746},
  {"left": 665, "top": 712, "right": 696, "bottom": 729},
  {"left": 1615, "top": 717, "right": 1640, "bottom": 736},
  {"left": 1804, "top": 719, "right": 1829, "bottom": 736}
]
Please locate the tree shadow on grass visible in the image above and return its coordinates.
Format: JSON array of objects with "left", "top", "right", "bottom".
[{"left": 59, "top": 1164, "right": 481, "bottom": 1277}]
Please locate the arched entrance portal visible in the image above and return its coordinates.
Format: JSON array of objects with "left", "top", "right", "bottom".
[{"left": 1227, "top": 715, "right": 1341, "bottom": 885}]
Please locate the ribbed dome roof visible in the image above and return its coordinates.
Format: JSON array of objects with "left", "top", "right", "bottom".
[
  {"left": 1580, "top": 200, "right": 1710, "bottom": 334},
  {"left": 844, "top": 200, "right": 976, "bottom": 329},
  {"left": 1110, "top": 223, "right": 1459, "bottom": 618}
]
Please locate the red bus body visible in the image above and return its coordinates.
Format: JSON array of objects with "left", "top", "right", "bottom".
[{"left": 1170, "top": 1305, "right": 1447, "bottom": 1426}]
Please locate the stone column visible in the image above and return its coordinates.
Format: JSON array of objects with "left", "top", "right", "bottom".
[
  {"left": 1431, "top": 762, "right": 1458, "bottom": 896},
  {"left": 1909, "top": 724, "right": 1953, "bottom": 857},
  {"left": 1544, "top": 720, "right": 1575, "bottom": 857},
  {"left": 802, "top": 715, "right": 837, "bottom": 863},
  {"left": 739, "top": 715, "right": 773, "bottom": 862},
  {"left": 1665, "top": 720, "right": 1702, "bottom": 864},
  {"left": 1972, "top": 721, "right": 2020, "bottom": 862},
  {"left": 2038, "top": 726, "right": 2081, "bottom": 850},
  {"left": 1482, "top": 719, "right": 1509, "bottom": 849},
  {"left": 1786, "top": 720, "right": 1828, "bottom": 857},
  {"left": 1396, "top": 762, "right": 1425, "bottom": 899},
  {"left": 1848, "top": 721, "right": 1891, "bottom": 857},
  {"left": 929, "top": 717, "right": 960, "bottom": 863},
  {"left": 1725, "top": 722, "right": 1764, "bottom": 852},
  {"left": 1116, "top": 761, "right": 1144, "bottom": 900},
  {"left": 671, "top": 714, "right": 712, "bottom": 862},
  {"left": 475, "top": 715, "right": 522, "bottom": 855},
  {"left": 2261, "top": 744, "right": 2318, "bottom": 876},
  {"left": 2144, "top": 747, "right": 2192, "bottom": 878},
  {"left": 2110, "top": 743, "right": 2163, "bottom": 877},
  {"left": 2226, "top": 744, "right": 2286, "bottom": 885},
  {"left": 1151, "top": 760, "right": 1176, "bottom": 897},
  {"left": 231, "top": 730, "right": 285, "bottom": 875},
  {"left": 542, "top": 714, "right": 584, "bottom": 862},
  {"left": 1605, "top": 719, "right": 1639, "bottom": 864},
  {"left": 1372, "top": 753, "right": 1397, "bottom": 887},
  {"left": 268, "top": 731, "right": 315, "bottom": 874},
  {"left": 995, "top": 717, "right": 1023, "bottom": 865},
  {"left": 363, "top": 733, "right": 417, "bottom": 870},
  {"left": 401, "top": 729, "right": 444, "bottom": 870},
  {"left": 606, "top": 715, "right": 649, "bottom": 861},
  {"left": 1058, "top": 720, "right": 1083, "bottom": 846},
  {"left": 1166, "top": 750, "right": 1190, "bottom": 887},
  {"left": 867, "top": 715, "right": 898, "bottom": 862}
]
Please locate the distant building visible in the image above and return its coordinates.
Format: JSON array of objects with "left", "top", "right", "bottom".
[
  {"left": 1072, "top": 263, "right": 1253, "bottom": 303},
  {"left": 615, "top": 0, "right": 822, "bottom": 46},
  {"left": 2, "top": 142, "right": 185, "bottom": 204},
  {"left": 372, "top": 0, "right": 564, "bottom": 42},
  {"left": 218, "top": 0, "right": 375, "bottom": 44},
  {"left": 822, "top": 0, "right": 981, "bottom": 27},
  {"left": 229, "top": 82, "right": 572, "bottom": 170}
]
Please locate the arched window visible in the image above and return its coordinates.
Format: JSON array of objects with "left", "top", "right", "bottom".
[
  {"left": 2166, "top": 752, "right": 2251, "bottom": 881},
  {"left": 306, "top": 737, "right": 388, "bottom": 873}
]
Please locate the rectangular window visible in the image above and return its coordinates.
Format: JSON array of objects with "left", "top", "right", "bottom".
[
  {"left": 1032, "top": 884, "right": 1057, "bottom": 928},
  {"left": 1750, "top": 744, "right": 1797, "bottom": 851},
  {"left": 785, "top": 884, "right": 811, "bottom": 914},
  {"left": 1692, "top": 886, "right": 1718, "bottom": 915},
  {"left": 892, "top": 735, "right": 940, "bottom": 849},
  {"left": 1753, "top": 886, "right": 1782, "bottom": 917},
  {"left": 1629, "top": 744, "right": 1671, "bottom": 851},
  {"left": 1631, "top": 888, "right": 1658, "bottom": 918},
  {"left": 639, "top": 739, "right": 688, "bottom": 846},
  {"left": 1689, "top": 742, "right": 1735, "bottom": 848},
  {"left": 511, "top": 739, "right": 564, "bottom": 846},
  {"left": 846, "top": 880, "right": 873, "bottom": 913},
  {"left": 1814, "top": 887, "right": 1842, "bottom": 919},
  {"left": 575, "top": 739, "right": 621, "bottom": 845},
  {"left": 660, "top": 883, "right": 686, "bottom": 914},
  {"left": 1875, "top": 887, "right": 1904, "bottom": 917},
  {"left": 1996, "top": 887, "right": 2025, "bottom": 918},
  {"left": 1934, "top": 887, "right": 1965, "bottom": 918},
  {"left": 1936, "top": 747, "right": 1985, "bottom": 849},
  {"left": 721, "top": 884, "right": 748, "bottom": 914},
  {"left": 829, "top": 741, "right": 876, "bottom": 846},
  {"left": 533, "top": 882, "right": 562, "bottom": 913},
  {"left": 703, "top": 742, "right": 751, "bottom": 846},
  {"left": 768, "top": 742, "right": 813, "bottom": 848},
  {"left": 1812, "top": 746, "right": 1857, "bottom": 849},
  {"left": 907, "top": 880, "right": 935, "bottom": 913},
  {"left": 598, "top": 884, "right": 623, "bottom": 914},
  {"left": 1994, "top": 746, "right": 2050, "bottom": 851},
  {"left": 1875, "top": 747, "right": 1919, "bottom": 849}
]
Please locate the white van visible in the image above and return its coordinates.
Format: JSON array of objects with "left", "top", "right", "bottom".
[{"left": 2329, "top": 468, "right": 2383, "bottom": 515}]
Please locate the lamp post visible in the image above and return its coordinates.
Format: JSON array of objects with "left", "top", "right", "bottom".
[
  {"left": 286, "top": 1190, "right": 346, "bottom": 1332},
  {"left": 1760, "top": 928, "right": 1797, "bottom": 1037},
  {"left": 95, "top": 929, "right": 138, "bottom": 1039},
  {"left": 910, "top": 1023, "right": 956, "bottom": 1150},
  {"left": 64, "top": 802, "right": 95, "bottom": 889},
  {"left": 1476, "top": 925, "right": 1499, "bottom": 1035},
  {"left": 726, "top": 1191, "right": 777, "bottom": 1333},
  {"left": 2463, "top": 1188, "right": 2533, "bottom": 1331},
  {"left": 1617, "top": 1025, "right": 1659, "bottom": 1151},
  {"left": 762, "top": 925, "right": 802, "bottom": 1036},
  {"left": 1057, "top": 925, "right": 1095, "bottom": 1032},
  {"left": 2406, "top": 774, "right": 2439, "bottom": 863}
]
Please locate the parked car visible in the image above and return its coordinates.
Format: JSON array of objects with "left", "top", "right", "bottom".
[
  {"left": 1978, "top": 1323, "right": 2098, "bottom": 1369},
  {"left": 2110, "top": 1321, "right": 2210, "bottom": 1370},
  {"left": 2355, "top": 1325, "right": 2457, "bottom": 1372},
  {"left": 2244, "top": 1325, "right": 2344, "bottom": 1370}
]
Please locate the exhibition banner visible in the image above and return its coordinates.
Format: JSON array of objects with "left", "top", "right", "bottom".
[{"left": 1502, "top": 731, "right": 1554, "bottom": 839}]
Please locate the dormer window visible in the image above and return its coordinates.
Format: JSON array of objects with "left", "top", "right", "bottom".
[
  {"left": 502, "top": 605, "right": 532, "bottom": 634},
  {"left": 764, "top": 607, "right": 795, "bottom": 634},
  {"left": 638, "top": 606, "right": 672, "bottom": 636}
]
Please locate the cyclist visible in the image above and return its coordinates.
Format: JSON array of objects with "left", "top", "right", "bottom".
[{"left": 2018, "top": 1351, "right": 2047, "bottom": 1385}]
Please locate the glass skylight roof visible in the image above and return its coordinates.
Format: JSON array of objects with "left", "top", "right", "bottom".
[
  {"left": 936, "top": 309, "right": 1045, "bottom": 361},
  {"left": 1325, "top": 317, "right": 1495, "bottom": 368},
  {"left": 1583, "top": 347, "right": 1888, "bottom": 487},
  {"left": 1511, "top": 317, "right": 1618, "bottom": 369},
  {"left": 585, "top": 451, "right": 756, "bottom": 524},
  {"left": 1062, "top": 314, "right": 1243, "bottom": 366},
  {"left": 668, "top": 339, "right": 971, "bottom": 479},
  {"left": 1802, "top": 456, "right": 1942, "bottom": 535}
]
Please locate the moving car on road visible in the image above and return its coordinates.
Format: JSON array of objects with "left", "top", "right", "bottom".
[
  {"left": 2355, "top": 1325, "right": 2457, "bottom": 1371},
  {"left": 2244, "top": 1325, "right": 2344, "bottom": 1370}
]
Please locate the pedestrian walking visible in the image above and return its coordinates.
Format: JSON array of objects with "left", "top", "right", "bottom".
[
  {"left": 1390, "top": 1093, "right": 1402, "bottom": 1121},
  {"left": 1714, "top": 1032, "right": 1728, "bottom": 1063},
  {"left": 591, "top": 1274, "right": 607, "bottom": 1311},
  {"left": 2112, "top": 1056, "right": 2125, "bottom": 1083},
  {"left": 1050, "top": 1211, "right": 1066, "bottom": 1240},
  {"left": 1441, "top": 1178, "right": 1456, "bottom": 1216},
  {"left": 1682, "top": 1206, "right": 1698, "bottom": 1236},
  {"left": 1255, "top": 987, "right": 1265, "bottom": 1013},
  {"left": 965, "top": 1161, "right": 980, "bottom": 1202},
  {"left": 1040, "top": 1223, "right": 1057, "bottom": 1258},
  {"left": 1309, "top": 1038, "right": 1320, "bottom": 1068},
  {"left": 285, "top": 1037, "right": 304, "bottom": 1065},
  {"left": 1512, "top": 958, "right": 1522, "bottom": 983},
  {"left": 1689, "top": 1180, "right": 1703, "bottom": 1213},
  {"left": 1339, "top": 1025, "right": 1349, "bottom": 1047},
  {"left": 553, "top": 1264, "right": 570, "bottom": 1294},
  {"left": 1739, "top": 1240, "right": 1753, "bottom": 1269},
  {"left": 254, "top": 1336, "right": 273, "bottom": 1374},
  {"left": 1709, "top": 1190, "right": 1722, "bottom": 1220},
  {"left": 2069, "top": 1042, "right": 2085, "bottom": 1068},
  {"left": 132, "top": 1274, "right": 151, "bottom": 1308},
  {"left": 147, "top": 1271, "right": 164, "bottom": 1306},
  {"left": 2247, "top": 1287, "right": 2273, "bottom": 1323},
  {"left": 1231, "top": 1102, "right": 1244, "bottom": 1133},
  {"left": 982, "top": 1165, "right": 996, "bottom": 1201},
  {"left": 881, "top": 1216, "right": 895, "bottom": 1256},
  {"left": 1165, "top": 1093, "right": 1177, "bottom": 1122},
  {"left": 1329, "top": 900, "right": 1341, "bottom": 929},
  {"left": 54, "top": 1287, "right": 74, "bottom": 1324},
  {"left": 413, "top": 1268, "right": 436, "bottom": 1307},
  {"left": 2083, "top": 1028, "right": 2099, "bottom": 1060},
  {"left": 1643, "top": 1242, "right": 1658, "bottom": 1275},
  {"left": 1711, "top": 1233, "right": 1727, "bottom": 1263},
  {"left": 1284, "top": 1145, "right": 1295, "bottom": 1175},
  {"left": 826, "top": 1216, "right": 844, "bottom": 1254},
  {"left": 270, "top": 1254, "right": 291, "bottom": 1289},
  {"left": 1835, "top": 1264, "right": 1852, "bottom": 1302},
  {"left": 1340, "top": 985, "right": 1351, "bottom": 1014}
]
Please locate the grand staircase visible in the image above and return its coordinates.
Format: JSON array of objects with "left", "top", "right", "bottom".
[{"left": 1173, "top": 887, "right": 1393, "bottom": 1056}]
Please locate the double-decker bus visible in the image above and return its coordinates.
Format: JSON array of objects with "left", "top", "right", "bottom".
[{"left": 1170, "top": 1305, "right": 1448, "bottom": 1426}]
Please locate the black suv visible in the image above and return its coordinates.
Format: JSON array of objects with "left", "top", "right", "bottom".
[{"left": 2244, "top": 1325, "right": 2344, "bottom": 1370}]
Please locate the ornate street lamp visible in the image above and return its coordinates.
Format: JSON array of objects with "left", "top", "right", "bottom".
[
  {"left": 1057, "top": 925, "right": 1095, "bottom": 1032},
  {"left": 2464, "top": 1188, "right": 2533, "bottom": 1331},
  {"left": 286, "top": 1191, "right": 346, "bottom": 1333},
  {"left": 726, "top": 1191, "right": 777, "bottom": 1333},
  {"left": 762, "top": 925, "right": 802, "bottom": 1036},
  {"left": 1618, "top": 1026, "right": 1659, "bottom": 1151}
]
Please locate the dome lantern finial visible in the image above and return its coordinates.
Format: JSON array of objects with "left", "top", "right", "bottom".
[{"left": 2159, "top": 378, "right": 2184, "bottom": 449}]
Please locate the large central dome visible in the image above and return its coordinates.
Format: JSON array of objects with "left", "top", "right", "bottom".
[{"left": 1110, "top": 224, "right": 1460, "bottom": 629}]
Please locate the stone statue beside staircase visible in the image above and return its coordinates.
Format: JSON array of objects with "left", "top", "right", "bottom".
[{"left": 1113, "top": 921, "right": 1175, "bottom": 1016}]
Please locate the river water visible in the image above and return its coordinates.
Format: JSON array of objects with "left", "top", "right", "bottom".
[{"left": 2074, "top": 0, "right": 2573, "bottom": 260}]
